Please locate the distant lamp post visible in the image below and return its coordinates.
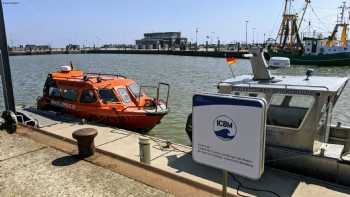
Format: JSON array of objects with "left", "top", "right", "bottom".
[
  {"left": 252, "top": 28, "right": 256, "bottom": 45},
  {"left": 245, "top": 20, "right": 249, "bottom": 47},
  {"left": 217, "top": 36, "right": 220, "bottom": 52},
  {"left": 205, "top": 35, "right": 209, "bottom": 52},
  {"left": 210, "top": 32, "right": 215, "bottom": 45},
  {"left": 195, "top": 28, "right": 199, "bottom": 50}
]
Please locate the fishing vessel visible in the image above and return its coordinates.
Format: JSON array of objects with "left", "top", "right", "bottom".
[
  {"left": 186, "top": 47, "right": 350, "bottom": 186},
  {"left": 268, "top": 0, "right": 350, "bottom": 66},
  {"left": 36, "top": 64, "right": 170, "bottom": 132}
]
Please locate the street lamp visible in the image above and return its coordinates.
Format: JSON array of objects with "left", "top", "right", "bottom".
[
  {"left": 245, "top": 20, "right": 249, "bottom": 47},
  {"left": 195, "top": 28, "right": 199, "bottom": 50},
  {"left": 210, "top": 32, "right": 215, "bottom": 45},
  {"left": 252, "top": 28, "right": 256, "bottom": 45}
]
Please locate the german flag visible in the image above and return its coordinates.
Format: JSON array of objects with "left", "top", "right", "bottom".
[{"left": 226, "top": 57, "right": 237, "bottom": 65}]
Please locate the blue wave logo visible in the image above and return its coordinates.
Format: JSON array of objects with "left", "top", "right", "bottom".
[{"left": 213, "top": 115, "right": 237, "bottom": 141}]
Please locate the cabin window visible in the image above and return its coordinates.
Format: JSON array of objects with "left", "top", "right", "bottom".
[
  {"left": 49, "top": 87, "right": 61, "bottom": 98},
  {"left": 128, "top": 83, "right": 142, "bottom": 98},
  {"left": 117, "top": 88, "right": 131, "bottom": 103},
  {"left": 98, "top": 89, "right": 118, "bottom": 103},
  {"left": 267, "top": 94, "right": 314, "bottom": 129},
  {"left": 80, "top": 89, "right": 97, "bottom": 103},
  {"left": 62, "top": 89, "right": 78, "bottom": 101}
]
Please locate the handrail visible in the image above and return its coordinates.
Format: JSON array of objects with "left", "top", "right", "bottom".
[
  {"left": 137, "top": 83, "right": 170, "bottom": 112},
  {"left": 241, "top": 82, "right": 330, "bottom": 91},
  {"left": 158, "top": 82, "right": 170, "bottom": 108},
  {"left": 85, "top": 72, "right": 127, "bottom": 79}
]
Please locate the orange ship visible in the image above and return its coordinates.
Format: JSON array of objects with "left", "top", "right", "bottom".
[{"left": 37, "top": 64, "right": 170, "bottom": 132}]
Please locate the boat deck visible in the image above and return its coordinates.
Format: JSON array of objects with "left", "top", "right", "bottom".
[{"left": 17, "top": 107, "right": 350, "bottom": 196}]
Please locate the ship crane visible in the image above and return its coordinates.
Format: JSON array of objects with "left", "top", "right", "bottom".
[{"left": 276, "top": 0, "right": 310, "bottom": 52}]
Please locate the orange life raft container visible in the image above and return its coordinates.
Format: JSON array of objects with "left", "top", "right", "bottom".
[{"left": 37, "top": 65, "right": 170, "bottom": 132}]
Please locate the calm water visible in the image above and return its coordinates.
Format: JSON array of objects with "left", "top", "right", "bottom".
[{"left": 2, "top": 54, "right": 350, "bottom": 145}]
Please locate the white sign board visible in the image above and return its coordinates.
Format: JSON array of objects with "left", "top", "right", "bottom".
[{"left": 192, "top": 93, "right": 266, "bottom": 180}]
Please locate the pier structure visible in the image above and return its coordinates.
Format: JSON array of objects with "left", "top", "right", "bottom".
[
  {"left": 8, "top": 47, "right": 249, "bottom": 59},
  {"left": 8, "top": 107, "right": 350, "bottom": 197},
  {"left": 0, "top": 130, "right": 172, "bottom": 197}
]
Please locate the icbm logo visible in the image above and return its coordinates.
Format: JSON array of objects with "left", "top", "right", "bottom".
[{"left": 213, "top": 115, "right": 237, "bottom": 141}]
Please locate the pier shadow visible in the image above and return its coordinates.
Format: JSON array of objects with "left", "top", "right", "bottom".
[
  {"left": 166, "top": 153, "right": 350, "bottom": 196},
  {"left": 52, "top": 155, "right": 81, "bottom": 167}
]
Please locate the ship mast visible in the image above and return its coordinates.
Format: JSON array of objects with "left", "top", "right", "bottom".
[
  {"left": 327, "top": 1, "right": 349, "bottom": 48},
  {"left": 276, "top": 0, "right": 309, "bottom": 52}
]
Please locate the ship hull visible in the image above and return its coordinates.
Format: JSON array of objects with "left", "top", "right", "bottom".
[{"left": 268, "top": 52, "right": 350, "bottom": 66}]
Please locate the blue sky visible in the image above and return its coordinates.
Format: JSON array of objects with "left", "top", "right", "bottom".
[{"left": 3, "top": 0, "right": 345, "bottom": 47}]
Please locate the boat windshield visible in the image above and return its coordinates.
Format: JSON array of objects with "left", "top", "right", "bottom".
[
  {"left": 128, "top": 83, "right": 142, "bottom": 98},
  {"left": 267, "top": 94, "right": 314, "bottom": 129},
  {"left": 117, "top": 87, "right": 131, "bottom": 103},
  {"left": 98, "top": 89, "right": 118, "bottom": 103}
]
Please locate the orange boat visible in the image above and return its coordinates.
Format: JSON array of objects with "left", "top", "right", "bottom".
[{"left": 37, "top": 65, "right": 170, "bottom": 132}]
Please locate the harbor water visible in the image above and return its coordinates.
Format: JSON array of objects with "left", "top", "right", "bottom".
[{"left": 2, "top": 54, "right": 350, "bottom": 145}]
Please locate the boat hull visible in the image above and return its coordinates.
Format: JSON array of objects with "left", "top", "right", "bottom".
[
  {"left": 268, "top": 52, "right": 350, "bottom": 66},
  {"left": 38, "top": 100, "right": 167, "bottom": 133}
]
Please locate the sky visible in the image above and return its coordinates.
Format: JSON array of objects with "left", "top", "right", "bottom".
[{"left": 2, "top": 0, "right": 346, "bottom": 47}]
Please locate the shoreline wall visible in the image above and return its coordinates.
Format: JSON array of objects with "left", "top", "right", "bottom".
[{"left": 9, "top": 49, "right": 249, "bottom": 59}]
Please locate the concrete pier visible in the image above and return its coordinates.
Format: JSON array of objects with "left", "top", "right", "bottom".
[
  {"left": 0, "top": 131, "right": 172, "bottom": 197},
  {"left": 11, "top": 107, "right": 350, "bottom": 197}
]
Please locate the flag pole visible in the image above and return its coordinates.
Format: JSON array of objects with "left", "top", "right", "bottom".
[{"left": 228, "top": 63, "right": 236, "bottom": 79}]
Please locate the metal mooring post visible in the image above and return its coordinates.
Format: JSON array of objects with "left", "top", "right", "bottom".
[
  {"left": 72, "top": 128, "right": 98, "bottom": 158},
  {"left": 0, "top": 0, "right": 16, "bottom": 113},
  {"left": 222, "top": 170, "right": 228, "bottom": 197},
  {"left": 139, "top": 137, "right": 151, "bottom": 164}
]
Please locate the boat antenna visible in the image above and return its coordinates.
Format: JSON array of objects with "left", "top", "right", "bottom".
[{"left": 70, "top": 61, "right": 74, "bottom": 70}]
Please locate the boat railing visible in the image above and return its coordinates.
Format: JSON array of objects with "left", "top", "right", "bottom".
[
  {"left": 235, "top": 83, "right": 331, "bottom": 92},
  {"left": 138, "top": 82, "right": 170, "bottom": 112},
  {"left": 157, "top": 82, "right": 170, "bottom": 109},
  {"left": 85, "top": 72, "right": 127, "bottom": 79}
]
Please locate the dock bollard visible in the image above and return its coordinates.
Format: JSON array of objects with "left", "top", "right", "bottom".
[
  {"left": 72, "top": 128, "right": 98, "bottom": 158},
  {"left": 139, "top": 137, "right": 151, "bottom": 164}
]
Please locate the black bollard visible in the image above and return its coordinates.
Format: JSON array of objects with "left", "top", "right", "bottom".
[{"left": 72, "top": 128, "right": 98, "bottom": 158}]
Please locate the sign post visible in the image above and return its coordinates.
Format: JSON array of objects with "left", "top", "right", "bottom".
[
  {"left": 222, "top": 170, "right": 228, "bottom": 197},
  {"left": 192, "top": 93, "right": 267, "bottom": 195}
]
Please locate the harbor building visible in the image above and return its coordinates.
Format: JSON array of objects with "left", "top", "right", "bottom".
[
  {"left": 136, "top": 32, "right": 187, "bottom": 50},
  {"left": 66, "top": 44, "right": 80, "bottom": 50},
  {"left": 24, "top": 44, "right": 50, "bottom": 51}
]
